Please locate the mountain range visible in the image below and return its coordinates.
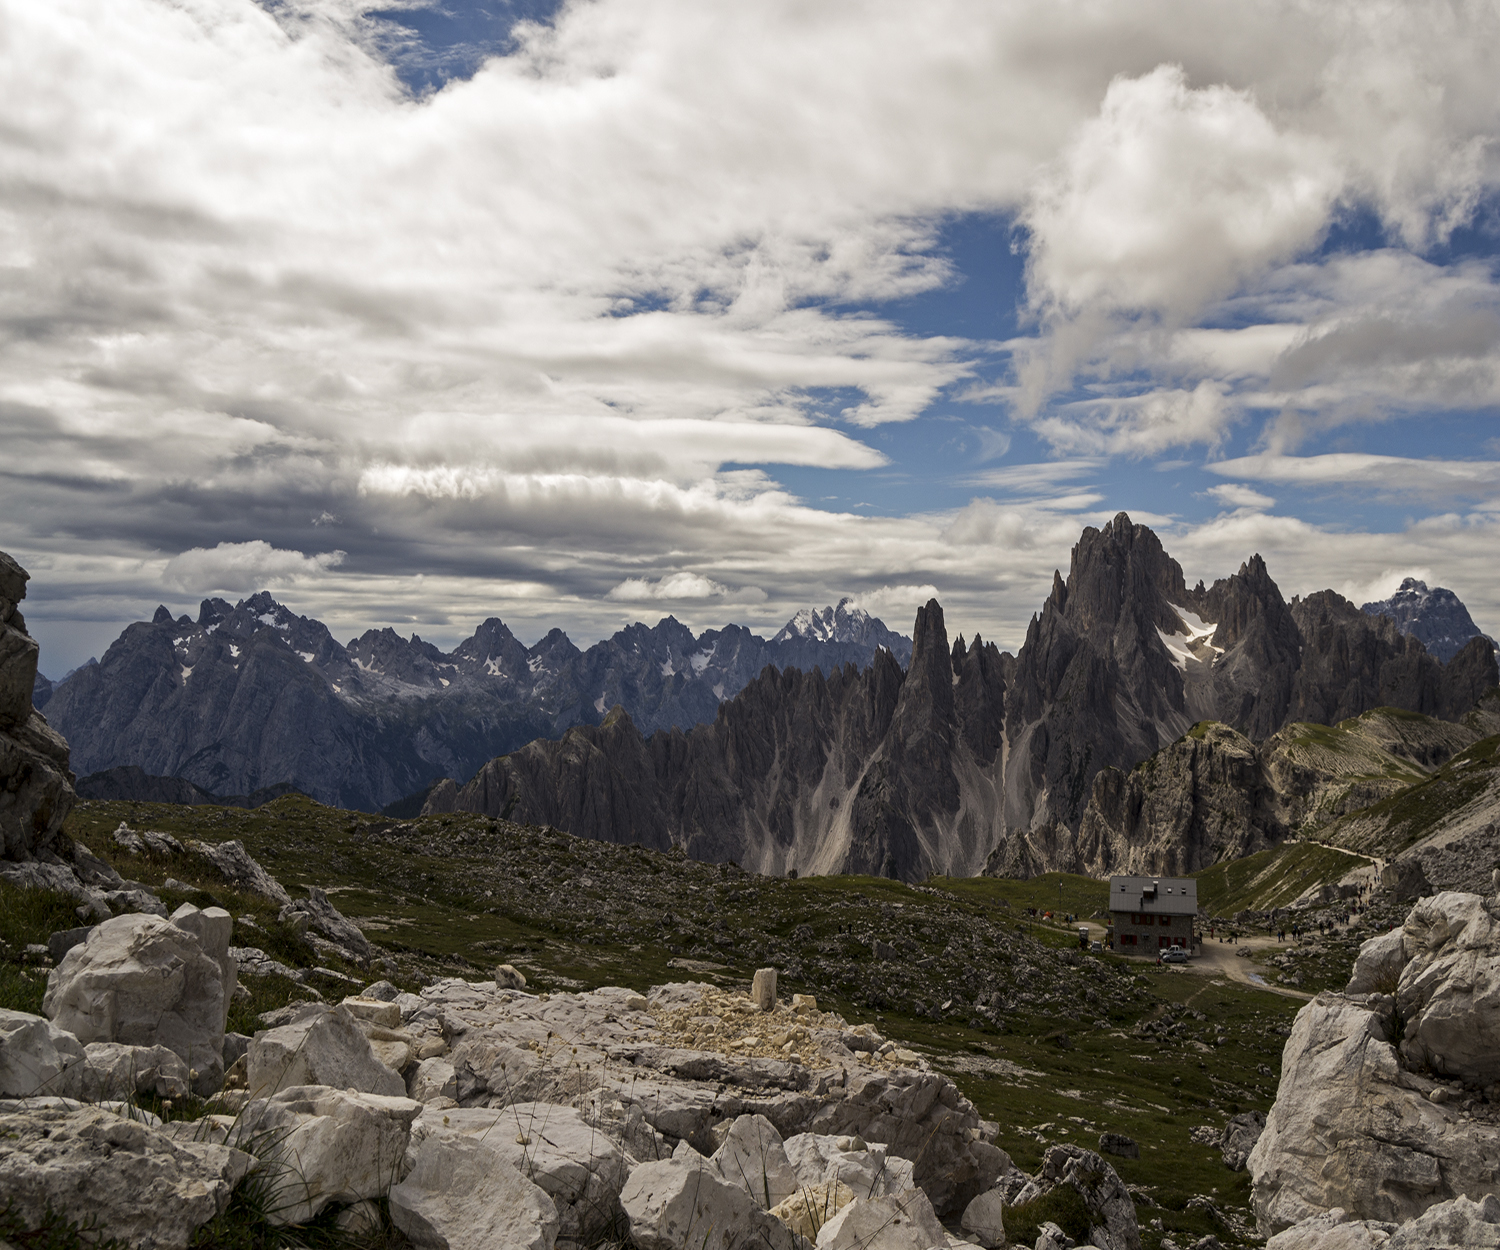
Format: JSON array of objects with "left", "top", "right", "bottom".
[
  {"left": 39, "top": 595, "right": 910, "bottom": 812},
  {"left": 424, "top": 513, "right": 1499, "bottom": 881}
]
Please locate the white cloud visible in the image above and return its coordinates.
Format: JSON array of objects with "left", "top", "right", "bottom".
[
  {"left": 1209, "top": 453, "right": 1500, "bottom": 499},
  {"left": 1024, "top": 65, "right": 1338, "bottom": 322},
  {"left": 5, "top": 0, "right": 1500, "bottom": 671},
  {"left": 844, "top": 584, "right": 943, "bottom": 621},
  {"left": 605, "top": 573, "right": 764, "bottom": 603},
  {"left": 162, "top": 542, "right": 347, "bottom": 592},
  {"left": 1204, "top": 483, "right": 1275, "bottom": 511}
]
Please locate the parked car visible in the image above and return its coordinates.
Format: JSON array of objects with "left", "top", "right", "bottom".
[
  {"left": 1161, "top": 945, "right": 1189, "bottom": 964},
  {"left": 1090, "top": 940, "right": 1103, "bottom": 953}
]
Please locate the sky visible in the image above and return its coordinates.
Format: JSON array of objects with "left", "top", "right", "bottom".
[{"left": 3, "top": 0, "right": 1499, "bottom": 677}]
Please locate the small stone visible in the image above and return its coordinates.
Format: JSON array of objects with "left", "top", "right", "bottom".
[
  {"left": 752, "top": 967, "right": 777, "bottom": 1011},
  {"left": 494, "top": 964, "right": 527, "bottom": 990}
]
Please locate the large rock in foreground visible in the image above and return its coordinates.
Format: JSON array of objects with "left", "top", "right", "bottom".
[
  {"left": 1251, "top": 890, "right": 1500, "bottom": 1233},
  {"left": 0, "top": 1104, "right": 252, "bottom": 1250},
  {"left": 247, "top": 1003, "right": 405, "bottom": 1100},
  {"left": 391, "top": 1132, "right": 559, "bottom": 1250},
  {"left": 42, "top": 912, "right": 227, "bottom": 1094}
]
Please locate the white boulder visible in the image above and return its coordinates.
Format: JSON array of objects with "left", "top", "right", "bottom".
[
  {"left": 960, "top": 1187, "right": 1007, "bottom": 1248},
  {"left": 233, "top": 1085, "right": 422, "bottom": 1225},
  {"left": 169, "top": 903, "right": 237, "bottom": 1034},
  {"left": 408, "top": 1056, "right": 458, "bottom": 1103},
  {"left": 42, "top": 913, "right": 225, "bottom": 1094},
  {"left": 0, "top": 1007, "right": 87, "bottom": 1098},
  {"left": 785, "top": 1132, "right": 916, "bottom": 1199},
  {"left": 80, "top": 1042, "right": 191, "bottom": 1100},
  {"left": 1249, "top": 992, "right": 1500, "bottom": 1232},
  {"left": 621, "top": 1153, "right": 800, "bottom": 1250},
  {"left": 814, "top": 1190, "right": 947, "bottom": 1250},
  {"left": 247, "top": 1003, "right": 404, "bottom": 1099},
  {"left": 1387, "top": 1194, "right": 1500, "bottom": 1249},
  {"left": 409, "top": 1102, "right": 629, "bottom": 1247},
  {"left": 0, "top": 1104, "right": 251, "bottom": 1250},
  {"left": 390, "top": 1132, "right": 559, "bottom": 1250},
  {"left": 710, "top": 1113, "right": 801, "bottom": 1209},
  {"left": 1346, "top": 928, "right": 1407, "bottom": 996},
  {"left": 1396, "top": 892, "right": 1500, "bottom": 1085}
]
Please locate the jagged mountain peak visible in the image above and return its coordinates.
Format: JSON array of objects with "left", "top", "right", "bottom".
[{"left": 1362, "top": 578, "right": 1495, "bottom": 663}]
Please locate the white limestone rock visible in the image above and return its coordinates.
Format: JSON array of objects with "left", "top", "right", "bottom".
[
  {"left": 814, "top": 1191, "right": 947, "bottom": 1250},
  {"left": 186, "top": 839, "right": 291, "bottom": 907},
  {"left": 0, "top": 1007, "right": 87, "bottom": 1099},
  {"left": 0, "top": 1104, "right": 251, "bottom": 1250},
  {"left": 960, "top": 1187, "right": 1007, "bottom": 1248},
  {"left": 771, "top": 1180, "right": 855, "bottom": 1241},
  {"left": 80, "top": 1042, "right": 191, "bottom": 1100},
  {"left": 410, "top": 1101, "right": 629, "bottom": 1248},
  {"left": 247, "top": 1003, "right": 404, "bottom": 1099},
  {"left": 232, "top": 1085, "right": 422, "bottom": 1225},
  {"left": 1249, "top": 992, "right": 1500, "bottom": 1232},
  {"left": 408, "top": 1056, "right": 458, "bottom": 1103},
  {"left": 1387, "top": 1194, "right": 1500, "bottom": 1249},
  {"left": 170, "top": 903, "right": 237, "bottom": 1034},
  {"left": 1023, "top": 1145, "right": 1139, "bottom": 1250},
  {"left": 710, "top": 1113, "right": 801, "bottom": 1209},
  {"left": 42, "top": 912, "right": 225, "bottom": 1095},
  {"left": 1396, "top": 892, "right": 1500, "bottom": 1084},
  {"left": 621, "top": 1153, "right": 801, "bottom": 1250},
  {"left": 298, "top": 885, "right": 372, "bottom": 962},
  {"left": 390, "top": 1132, "right": 559, "bottom": 1250},
  {"left": 341, "top": 995, "right": 401, "bottom": 1029},
  {"left": 1346, "top": 928, "right": 1408, "bottom": 996},
  {"left": 784, "top": 1132, "right": 916, "bottom": 1199}
]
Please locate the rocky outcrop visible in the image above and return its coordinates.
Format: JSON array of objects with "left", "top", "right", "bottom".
[
  {"left": 42, "top": 592, "right": 911, "bottom": 812},
  {"left": 1250, "top": 891, "right": 1500, "bottom": 1234},
  {"left": 1074, "top": 722, "right": 1281, "bottom": 877},
  {"left": 0, "top": 549, "right": 75, "bottom": 862},
  {"left": 1363, "top": 578, "right": 1498, "bottom": 664},
  {"left": 1006, "top": 1144, "right": 1141, "bottom": 1250},
  {"left": 1073, "top": 705, "right": 1487, "bottom": 877}
]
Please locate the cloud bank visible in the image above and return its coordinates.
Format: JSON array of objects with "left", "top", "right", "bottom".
[{"left": 2, "top": 0, "right": 1498, "bottom": 668}]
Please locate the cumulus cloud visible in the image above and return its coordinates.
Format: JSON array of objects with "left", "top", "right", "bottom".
[
  {"left": 162, "top": 542, "right": 347, "bottom": 593},
  {"left": 606, "top": 573, "right": 736, "bottom": 602},
  {"left": 845, "top": 584, "right": 942, "bottom": 622}
]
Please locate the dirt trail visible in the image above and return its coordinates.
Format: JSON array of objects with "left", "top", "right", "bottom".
[{"left": 1185, "top": 935, "right": 1313, "bottom": 1000}]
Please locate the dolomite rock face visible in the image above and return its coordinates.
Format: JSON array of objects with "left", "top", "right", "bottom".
[
  {"left": 1252, "top": 893, "right": 1500, "bottom": 1234},
  {"left": 0, "top": 1104, "right": 252, "bottom": 1250},
  {"left": 0, "top": 549, "right": 75, "bottom": 863},
  {"left": 42, "top": 912, "right": 227, "bottom": 1095}
]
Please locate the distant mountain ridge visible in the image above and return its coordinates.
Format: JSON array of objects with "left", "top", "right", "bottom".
[
  {"left": 1362, "top": 577, "right": 1497, "bottom": 663},
  {"left": 428, "top": 513, "right": 1499, "bottom": 881},
  {"left": 41, "top": 596, "right": 912, "bottom": 811}
]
